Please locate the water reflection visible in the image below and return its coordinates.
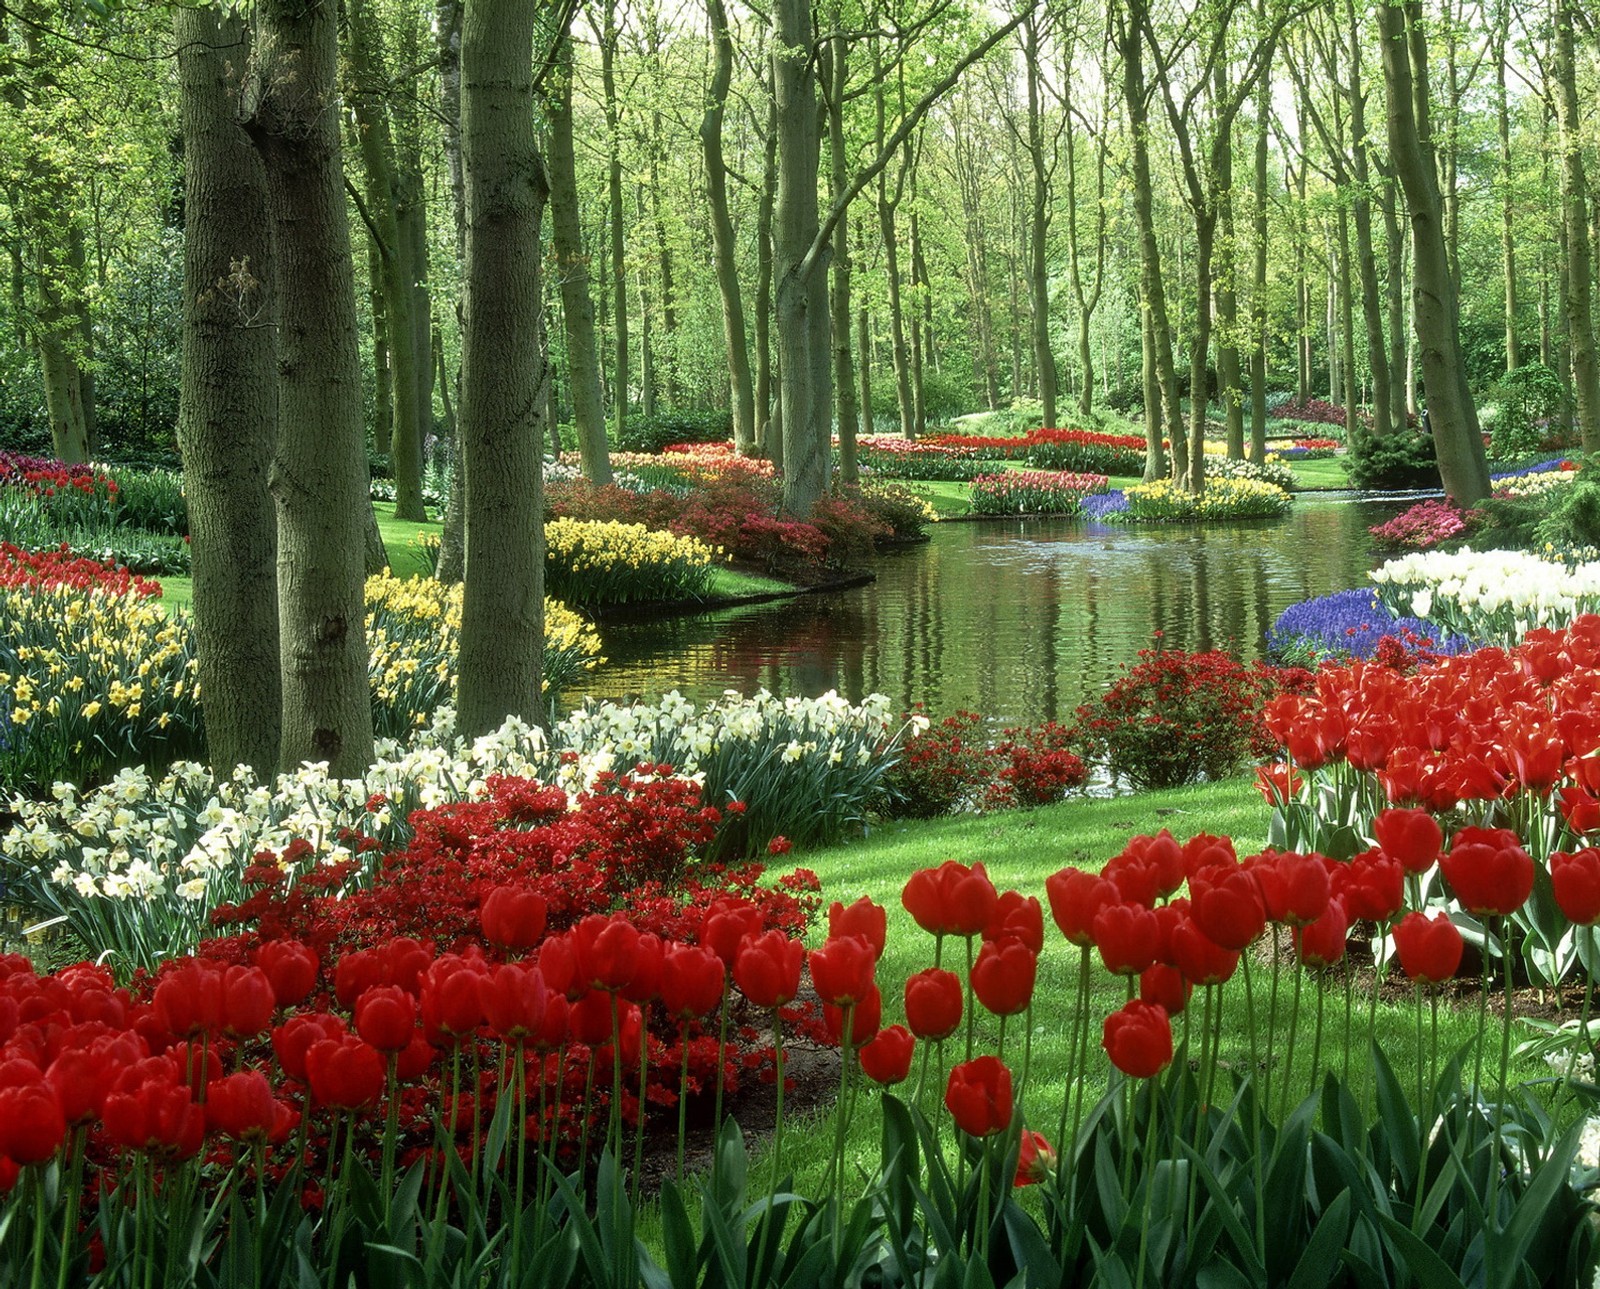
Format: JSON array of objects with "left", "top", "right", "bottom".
[{"left": 573, "top": 495, "right": 1409, "bottom": 726}]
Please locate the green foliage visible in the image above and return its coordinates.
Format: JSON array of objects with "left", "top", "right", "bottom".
[
  {"left": 1492, "top": 363, "right": 1568, "bottom": 460},
  {"left": 1206, "top": 454, "right": 1298, "bottom": 491},
  {"left": 613, "top": 408, "right": 732, "bottom": 454},
  {"left": 855, "top": 481, "right": 936, "bottom": 539},
  {"left": 1535, "top": 476, "right": 1600, "bottom": 550},
  {"left": 1346, "top": 429, "right": 1441, "bottom": 491},
  {"left": 112, "top": 467, "right": 187, "bottom": 536}
]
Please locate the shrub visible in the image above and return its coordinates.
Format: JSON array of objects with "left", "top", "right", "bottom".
[
  {"left": 857, "top": 482, "right": 937, "bottom": 539},
  {"left": 1108, "top": 476, "right": 1292, "bottom": 523},
  {"left": 1368, "top": 498, "right": 1482, "bottom": 552},
  {"left": 613, "top": 408, "right": 732, "bottom": 454},
  {"left": 1491, "top": 362, "right": 1567, "bottom": 460},
  {"left": 1267, "top": 396, "right": 1347, "bottom": 427},
  {"left": 1535, "top": 477, "right": 1600, "bottom": 551},
  {"left": 968, "top": 470, "right": 1108, "bottom": 515},
  {"left": 858, "top": 435, "right": 986, "bottom": 481},
  {"left": 1075, "top": 648, "right": 1312, "bottom": 789},
  {"left": 111, "top": 466, "right": 188, "bottom": 536},
  {"left": 878, "top": 709, "right": 1087, "bottom": 816},
  {"left": 544, "top": 517, "right": 718, "bottom": 606},
  {"left": 1345, "top": 428, "right": 1440, "bottom": 490},
  {"left": 809, "top": 491, "right": 891, "bottom": 562}
]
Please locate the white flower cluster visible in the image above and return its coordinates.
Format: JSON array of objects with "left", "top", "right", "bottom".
[
  {"left": 1371, "top": 546, "right": 1600, "bottom": 646},
  {"left": 5, "top": 689, "right": 907, "bottom": 967},
  {"left": 1494, "top": 469, "right": 1578, "bottom": 500}
]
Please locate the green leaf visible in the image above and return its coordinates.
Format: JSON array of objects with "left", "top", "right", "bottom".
[
  {"left": 1283, "top": 1189, "right": 1351, "bottom": 1289},
  {"left": 1370, "top": 1042, "right": 1421, "bottom": 1186},
  {"left": 1377, "top": 1212, "right": 1468, "bottom": 1288}
]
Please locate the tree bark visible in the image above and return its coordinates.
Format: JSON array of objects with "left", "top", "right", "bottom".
[
  {"left": 703, "top": 0, "right": 757, "bottom": 456},
  {"left": 1553, "top": 0, "right": 1600, "bottom": 450},
  {"left": 1248, "top": 57, "right": 1269, "bottom": 461},
  {"left": 174, "top": 6, "right": 282, "bottom": 777},
  {"left": 547, "top": 31, "right": 612, "bottom": 484},
  {"left": 1494, "top": 15, "right": 1518, "bottom": 373},
  {"left": 244, "top": 0, "right": 375, "bottom": 775},
  {"left": 1375, "top": 0, "right": 1489, "bottom": 501},
  {"left": 345, "top": 0, "right": 426, "bottom": 521},
  {"left": 456, "top": 0, "right": 547, "bottom": 735},
  {"left": 825, "top": 17, "right": 860, "bottom": 483},
  {"left": 1022, "top": 14, "right": 1058, "bottom": 432},
  {"left": 599, "top": 3, "right": 629, "bottom": 441},
  {"left": 755, "top": 84, "right": 778, "bottom": 459}
]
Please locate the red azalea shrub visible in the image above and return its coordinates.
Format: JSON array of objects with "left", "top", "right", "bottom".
[
  {"left": 1076, "top": 648, "right": 1316, "bottom": 790},
  {"left": 879, "top": 710, "right": 1088, "bottom": 817},
  {"left": 0, "top": 542, "right": 162, "bottom": 597},
  {"left": 1268, "top": 397, "right": 1347, "bottom": 427},
  {"left": 1368, "top": 499, "right": 1482, "bottom": 553}
]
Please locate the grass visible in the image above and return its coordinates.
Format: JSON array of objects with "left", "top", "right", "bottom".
[
  {"left": 642, "top": 775, "right": 1556, "bottom": 1233},
  {"left": 1288, "top": 457, "right": 1353, "bottom": 489}
]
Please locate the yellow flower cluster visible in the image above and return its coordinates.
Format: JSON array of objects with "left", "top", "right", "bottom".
[
  {"left": 1121, "top": 476, "right": 1293, "bottom": 522},
  {"left": 0, "top": 584, "right": 202, "bottom": 788},
  {"left": 544, "top": 518, "right": 718, "bottom": 606},
  {"left": 366, "top": 571, "right": 604, "bottom": 737}
]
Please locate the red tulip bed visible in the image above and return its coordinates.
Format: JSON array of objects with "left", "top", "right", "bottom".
[{"left": 6, "top": 635, "right": 1600, "bottom": 1283}]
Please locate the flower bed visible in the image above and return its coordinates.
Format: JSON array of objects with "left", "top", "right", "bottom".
[
  {"left": 878, "top": 709, "right": 1087, "bottom": 815},
  {"left": 0, "top": 542, "right": 161, "bottom": 598},
  {"left": 1266, "top": 588, "right": 1472, "bottom": 666},
  {"left": 1370, "top": 546, "right": 1600, "bottom": 645},
  {"left": 967, "top": 470, "right": 1108, "bottom": 516},
  {"left": 1267, "top": 436, "right": 1341, "bottom": 460},
  {"left": 857, "top": 435, "right": 988, "bottom": 481},
  {"left": 1025, "top": 427, "right": 1148, "bottom": 475},
  {"left": 1267, "top": 396, "right": 1347, "bottom": 427},
  {"left": 543, "top": 518, "right": 718, "bottom": 607},
  {"left": 1367, "top": 498, "right": 1482, "bottom": 552},
  {"left": 1103, "top": 476, "right": 1293, "bottom": 523},
  {"left": 1205, "top": 454, "right": 1298, "bottom": 491}
]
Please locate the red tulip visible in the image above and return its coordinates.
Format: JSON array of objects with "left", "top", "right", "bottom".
[
  {"left": 902, "top": 861, "right": 997, "bottom": 937},
  {"left": 479, "top": 886, "right": 548, "bottom": 953},
  {"left": 903, "top": 968, "right": 962, "bottom": 1041},
  {"left": 1014, "top": 1130, "right": 1056, "bottom": 1186},
  {"left": 152, "top": 961, "right": 222, "bottom": 1038},
  {"left": 971, "top": 939, "right": 1036, "bottom": 1016},
  {"left": 733, "top": 931, "right": 803, "bottom": 1008},
  {"left": 660, "top": 945, "right": 725, "bottom": 1020},
  {"left": 983, "top": 892, "right": 1045, "bottom": 954},
  {"left": 1045, "top": 867, "right": 1117, "bottom": 946},
  {"left": 621, "top": 933, "right": 664, "bottom": 1004},
  {"left": 1392, "top": 911, "right": 1464, "bottom": 985},
  {"left": 1170, "top": 919, "right": 1239, "bottom": 986},
  {"left": 1338, "top": 849, "right": 1405, "bottom": 924},
  {"left": 809, "top": 935, "right": 877, "bottom": 1008},
  {"left": 0, "top": 1083, "right": 64, "bottom": 1164},
  {"left": 944, "top": 1056, "right": 1013, "bottom": 1137},
  {"left": 573, "top": 915, "right": 642, "bottom": 993},
  {"left": 1373, "top": 808, "right": 1442, "bottom": 874},
  {"left": 205, "top": 1071, "right": 282, "bottom": 1142},
  {"left": 420, "top": 954, "right": 489, "bottom": 1040},
  {"left": 700, "top": 899, "right": 762, "bottom": 968},
  {"left": 1117, "top": 831, "right": 1186, "bottom": 900},
  {"left": 379, "top": 939, "right": 433, "bottom": 993},
  {"left": 534, "top": 933, "right": 584, "bottom": 1001},
  {"left": 1293, "top": 899, "right": 1349, "bottom": 968},
  {"left": 1559, "top": 786, "right": 1600, "bottom": 837},
  {"left": 1189, "top": 867, "right": 1267, "bottom": 951},
  {"left": 1092, "top": 903, "right": 1159, "bottom": 976},
  {"left": 1138, "top": 964, "right": 1191, "bottom": 1016},
  {"left": 825, "top": 984, "right": 882, "bottom": 1045},
  {"left": 272, "top": 1013, "right": 346, "bottom": 1082},
  {"left": 255, "top": 940, "right": 319, "bottom": 1007},
  {"left": 354, "top": 985, "right": 418, "bottom": 1053},
  {"left": 102, "top": 1061, "right": 204, "bottom": 1158},
  {"left": 1552, "top": 850, "right": 1600, "bottom": 925},
  {"left": 479, "top": 963, "right": 548, "bottom": 1039},
  {"left": 828, "top": 898, "right": 887, "bottom": 959},
  {"left": 569, "top": 990, "right": 616, "bottom": 1046},
  {"left": 333, "top": 949, "right": 384, "bottom": 1009},
  {"left": 859, "top": 1024, "right": 915, "bottom": 1085},
  {"left": 305, "top": 1036, "right": 385, "bottom": 1110},
  {"left": 1248, "top": 850, "right": 1330, "bottom": 927},
  {"left": 1440, "top": 826, "right": 1534, "bottom": 917},
  {"left": 1102, "top": 1000, "right": 1173, "bottom": 1079}
]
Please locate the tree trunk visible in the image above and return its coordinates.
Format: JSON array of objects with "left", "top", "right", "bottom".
[
  {"left": 1553, "top": 0, "right": 1600, "bottom": 451},
  {"left": 755, "top": 86, "right": 778, "bottom": 459},
  {"left": 1023, "top": 15, "right": 1058, "bottom": 433},
  {"left": 547, "top": 32, "right": 612, "bottom": 484},
  {"left": 1381, "top": 177, "right": 1410, "bottom": 422},
  {"left": 774, "top": 0, "right": 829, "bottom": 516},
  {"left": 1375, "top": 0, "right": 1489, "bottom": 501},
  {"left": 825, "top": 20, "right": 860, "bottom": 483},
  {"left": 1215, "top": 95, "right": 1243, "bottom": 460},
  {"left": 368, "top": 243, "right": 393, "bottom": 456},
  {"left": 600, "top": 4, "right": 628, "bottom": 441},
  {"left": 346, "top": 0, "right": 426, "bottom": 521},
  {"left": 1495, "top": 23, "right": 1518, "bottom": 373},
  {"left": 1345, "top": 0, "right": 1393, "bottom": 438},
  {"left": 1249, "top": 59, "right": 1269, "bottom": 462},
  {"left": 857, "top": 298, "right": 874, "bottom": 439},
  {"left": 1140, "top": 295, "right": 1166, "bottom": 479},
  {"left": 1118, "top": 0, "right": 1185, "bottom": 485},
  {"left": 174, "top": 6, "right": 282, "bottom": 777},
  {"left": 244, "top": 0, "right": 375, "bottom": 775},
  {"left": 457, "top": 0, "right": 547, "bottom": 735},
  {"left": 702, "top": 0, "right": 757, "bottom": 456}
]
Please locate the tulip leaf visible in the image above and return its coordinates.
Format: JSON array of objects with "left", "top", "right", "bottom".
[
  {"left": 1178, "top": 1138, "right": 1263, "bottom": 1278},
  {"left": 1283, "top": 1188, "right": 1351, "bottom": 1289},
  {"left": 1370, "top": 1043, "right": 1421, "bottom": 1185},
  {"left": 656, "top": 1179, "right": 697, "bottom": 1287},
  {"left": 1493, "top": 1121, "right": 1583, "bottom": 1289},
  {"left": 1377, "top": 1212, "right": 1468, "bottom": 1288}
]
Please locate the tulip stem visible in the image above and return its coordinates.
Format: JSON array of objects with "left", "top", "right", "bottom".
[
  {"left": 29, "top": 1168, "right": 47, "bottom": 1289},
  {"left": 1309, "top": 970, "right": 1326, "bottom": 1096},
  {"left": 1556, "top": 926, "right": 1597, "bottom": 1119},
  {"left": 1414, "top": 982, "right": 1427, "bottom": 1151},
  {"left": 676, "top": 1025, "right": 691, "bottom": 1182},
  {"left": 1240, "top": 955, "right": 1267, "bottom": 1269},
  {"left": 1265, "top": 935, "right": 1281, "bottom": 1112},
  {"left": 1278, "top": 957, "right": 1303, "bottom": 1122},
  {"left": 632, "top": 1020, "right": 650, "bottom": 1211},
  {"left": 830, "top": 1002, "right": 856, "bottom": 1248},
  {"left": 382, "top": 1052, "right": 399, "bottom": 1228},
  {"left": 1133, "top": 1084, "right": 1161, "bottom": 1289},
  {"left": 964, "top": 936, "right": 976, "bottom": 1064},
  {"left": 55, "top": 1125, "right": 84, "bottom": 1289},
  {"left": 1489, "top": 918, "right": 1516, "bottom": 1234},
  {"left": 711, "top": 986, "right": 730, "bottom": 1189},
  {"left": 512, "top": 1037, "right": 527, "bottom": 1280}
]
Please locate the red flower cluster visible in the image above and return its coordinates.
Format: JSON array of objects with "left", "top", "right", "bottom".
[
  {"left": 881, "top": 709, "right": 1088, "bottom": 818},
  {"left": 0, "top": 542, "right": 161, "bottom": 598}
]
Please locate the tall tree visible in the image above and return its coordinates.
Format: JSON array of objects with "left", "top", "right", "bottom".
[
  {"left": 547, "top": 28, "right": 613, "bottom": 484},
  {"left": 243, "top": 0, "right": 375, "bottom": 774},
  {"left": 1552, "top": 0, "right": 1600, "bottom": 450},
  {"left": 456, "top": 0, "right": 548, "bottom": 735},
  {"left": 174, "top": 7, "right": 282, "bottom": 777},
  {"left": 1375, "top": 0, "right": 1490, "bottom": 500}
]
